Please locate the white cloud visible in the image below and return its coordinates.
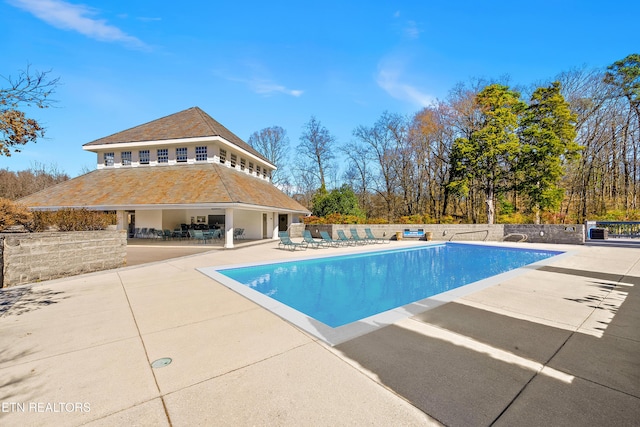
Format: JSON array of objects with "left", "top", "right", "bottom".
[
  {"left": 8, "top": 0, "right": 148, "bottom": 50},
  {"left": 219, "top": 72, "right": 303, "bottom": 98},
  {"left": 251, "top": 80, "right": 303, "bottom": 97},
  {"left": 376, "top": 60, "right": 434, "bottom": 107},
  {"left": 404, "top": 20, "right": 421, "bottom": 39}
]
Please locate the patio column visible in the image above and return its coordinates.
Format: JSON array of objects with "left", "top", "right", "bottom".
[
  {"left": 271, "top": 211, "right": 279, "bottom": 240},
  {"left": 224, "top": 208, "right": 234, "bottom": 249},
  {"left": 115, "top": 210, "right": 127, "bottom": 231}
]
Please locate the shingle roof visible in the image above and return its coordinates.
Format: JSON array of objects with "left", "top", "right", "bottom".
[
  {"left": 19, "top": 163, "right": 309, "bottom": 213},
  {"left": 83, "top": 107, "right": 271, "bottom": 165}
]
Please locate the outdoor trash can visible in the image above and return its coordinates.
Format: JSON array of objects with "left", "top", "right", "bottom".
[
  {"left": 396, "top": 231, "right": 402, "bottom": 240},
  {"left": 590, "top": 228, "right": 608, "bottom": 239}
]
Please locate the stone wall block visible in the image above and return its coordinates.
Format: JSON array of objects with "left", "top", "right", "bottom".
[{"left": 0, "top": 230, "right": 127, "bottom": 288}]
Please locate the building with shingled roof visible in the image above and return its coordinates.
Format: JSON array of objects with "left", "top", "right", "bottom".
[{"left": 20, "top": 107, "right": 309, "bottom": 248}]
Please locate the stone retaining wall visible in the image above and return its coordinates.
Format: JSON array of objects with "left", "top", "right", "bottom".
[
  {"left": 0, "top": 230, "right": 127, "bottom": 288},
  {"left": 304, "top": 224, "right": 585, "bottom": 245}
]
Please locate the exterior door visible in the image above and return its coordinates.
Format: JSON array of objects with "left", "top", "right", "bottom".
[{"left": 278, "top": 214, "right": 288, "bottom": 231}]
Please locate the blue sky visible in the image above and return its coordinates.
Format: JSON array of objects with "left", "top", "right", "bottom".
[{"left": 2, "top": 0, "right": 639, "bottom": 177}]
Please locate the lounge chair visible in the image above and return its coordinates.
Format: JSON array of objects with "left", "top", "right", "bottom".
[
  {"left": 278, "top": 233, "right": 308, "bottom": 251},
  {"left": 319, "top": 231, "right": 342, "bottom": 247},
  {"left": 336, "top": 229, "right": 356, "bottom": 246},
  {"left": 303, "top": 230, "right": 330, "bottom": 248},
  {"left": 364, "top": 228, "right": 387, "bottom": 244},
  {"left": 350, "top": 228, "right": 372, "bottom": 244}
]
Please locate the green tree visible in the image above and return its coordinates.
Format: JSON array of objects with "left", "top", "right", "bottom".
[
  {"left": 311, "top": 184, "right": 363, "bottom": 218},
  {"left": 605, "top": 53, "right": 640, "bottom": 115},
  {"left": 448, "top": 84, "right": 526, "bottom": 224},
  {"left": 519, "top": 82, "right": 580, "bottom": 223},
  {"left": 1, "top": 66, "right": 59, "bottom": 156}
]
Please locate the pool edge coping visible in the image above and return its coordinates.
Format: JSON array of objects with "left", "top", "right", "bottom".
[{"left": 197, "top": 243, "right": 577, "bottom": 346}]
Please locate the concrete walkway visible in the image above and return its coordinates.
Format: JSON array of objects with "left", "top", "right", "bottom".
[{"left": 0, "top": 241, "right": 638, "bottom": 426}]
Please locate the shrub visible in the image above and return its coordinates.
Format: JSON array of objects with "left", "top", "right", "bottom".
[
  {"left": 30, "top": 208, "right": 117, "bottom": 232},
  {"left": 367, "top": 217, "right": 389, "bottom": 224},
  {"left": 497, "top": 212, "right": 533, "bottom": 224},
  {"left": 594, "top": 210, "right": 640, "bottom": 221},
  {"left": 0, "top": 198, "right": 33, "bottom": 231}
]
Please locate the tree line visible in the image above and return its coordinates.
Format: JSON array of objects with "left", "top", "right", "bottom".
[
  {"left": 0, "top": 163, "right": 69, "bottom": 200},
  {"left": 249, "top": 54, "right": 640, "bottom": 224}
]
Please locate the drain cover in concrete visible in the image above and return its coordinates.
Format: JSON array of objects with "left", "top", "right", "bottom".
[{"left": 151, "top": 357, "right": 172, "bottom": 368}]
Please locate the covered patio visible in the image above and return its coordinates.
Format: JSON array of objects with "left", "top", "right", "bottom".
[{"left": 20, "top": 163, "right": 309, "bottom": 249}]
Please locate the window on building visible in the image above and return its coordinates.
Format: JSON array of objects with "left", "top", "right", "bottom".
[
  {"left": 230, "top": 154, "right": 237, "bottom": 167},
  {"left": 248, "top": 162, "right": 254, "bottom": 174},
  {"left": 121, "top": 151, "right": 131, "bottom": 166},
  {"left": 195, "top": 146, "right": 207, "bottom": 161},
  {"left": 219, "top": 148, "right": 226, "bottom": 164},
  {"left": 157, "top": 148, "right": 168, "bottom": 163},
  {"left": 139, "top": 150, "right": 150, "bottom": 165},
  {"left": 263, "top": 168, "right": 267, "bottom": 178},
  {"left": 104, "top": 152, "right": 114, "bottom": 167},
  {"left": 256, "top": 165, "right": 261, "bottom": 176},
  {"left": 240, "top": 158, "right": 246, "bottom": 171},
  {"left": 176, "top": 147, "right": 187, "bottom": 162}
]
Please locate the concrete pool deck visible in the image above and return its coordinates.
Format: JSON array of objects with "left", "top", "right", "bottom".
[{"left": 0, "top": 240, "right": 638, "bottom": 426}]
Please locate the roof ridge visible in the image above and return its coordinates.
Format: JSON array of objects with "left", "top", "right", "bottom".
[{"left": 192, "top": 106, "right": 216, "bottom": 135}]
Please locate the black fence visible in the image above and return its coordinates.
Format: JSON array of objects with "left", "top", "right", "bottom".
[{"left": 594, "top": 221, "right": 640, "bottom": 238}]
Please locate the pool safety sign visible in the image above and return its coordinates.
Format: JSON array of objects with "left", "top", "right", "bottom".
[{"left": 403, "top": 228, "right": 425, "bottom": 238}]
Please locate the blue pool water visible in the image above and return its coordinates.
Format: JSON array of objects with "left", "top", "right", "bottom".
[{"left": 218, "top": 243, "right": 563, "bottom": 328}]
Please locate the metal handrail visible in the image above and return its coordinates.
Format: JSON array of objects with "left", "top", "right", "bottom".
[
  {"left": 502, "top": 233, "right": 528, "bottom": 243},
  {"left": 448, "top": 229, "right": 489, "bottom": 242}
]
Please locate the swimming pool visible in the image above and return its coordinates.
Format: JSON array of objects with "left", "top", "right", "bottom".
[{"left": 199, "top": 243, "right": 566, "bottom": 344}]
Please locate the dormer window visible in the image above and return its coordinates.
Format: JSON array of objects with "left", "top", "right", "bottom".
[
  {"left": 139, "top": 150, "right": 150, "bottom": 165},
  {"left": 104, "top": 152, "right": 114, "bottom": 167},
  {"left": 158, "top": 148, "right": 168, "bottom": 163},
  {"left": 196, "top": 146, "right": 207, "bottom": 161},
  {"left": 176, "top": 147, "right": 187, "bottom": 163},
  {"left": 122, "top": 151, "right": 131, "bottom": 166},
  {"left": 219, "top": 148, "right": 226, "bottom": 164}
]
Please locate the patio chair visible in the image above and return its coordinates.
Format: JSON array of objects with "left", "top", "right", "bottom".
[
  {"left": 139, "top": 227, "right": 148, "bottom": 238},
  {"left": 336, "top": 229, "right": 356, "bottom": 246},
  {"left": 303, "top": 230, "right": 330, "bottom": 248},
  {"left": 319, "top": 231, "right": 342, "bottom": 247},
  {"left": 233, "top": 228, "right": 245, "bottom": 239},
  {"left": 278, "top": 233, "right": 308, "bottom": 251},
  {"left": 162, "top": 229, "right": 172, "bottom": 240},
  {"left": 364, "top": 228, "right": 388, "bottom": 244},
  {"left": 133, "top": 227, "right": 141, "bottom": 238},
  {"left": 349, "top": 228, "right": 371, "bottom": 244},
  {"left": 192, "top": 229, "right": 209, "bottom": 244}
]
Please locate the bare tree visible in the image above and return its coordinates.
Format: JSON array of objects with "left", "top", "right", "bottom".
[
  {"left": 247, "top": 126, "right": 290, "bottom": 185},
  {"left": 296, "top": 116, "right": 336, "bottom": 191},
  {"left": 353, "top": 112, "right": 402, "bottom": 221},
  {"left": 0, "top": 162, "right": 69, "bottom": 200},
  {"left": 341, "top": 141, "right": 373, "bottom": 217},
  {"left": 1, "top": 65, "right": 60, "bottom": 156}
]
